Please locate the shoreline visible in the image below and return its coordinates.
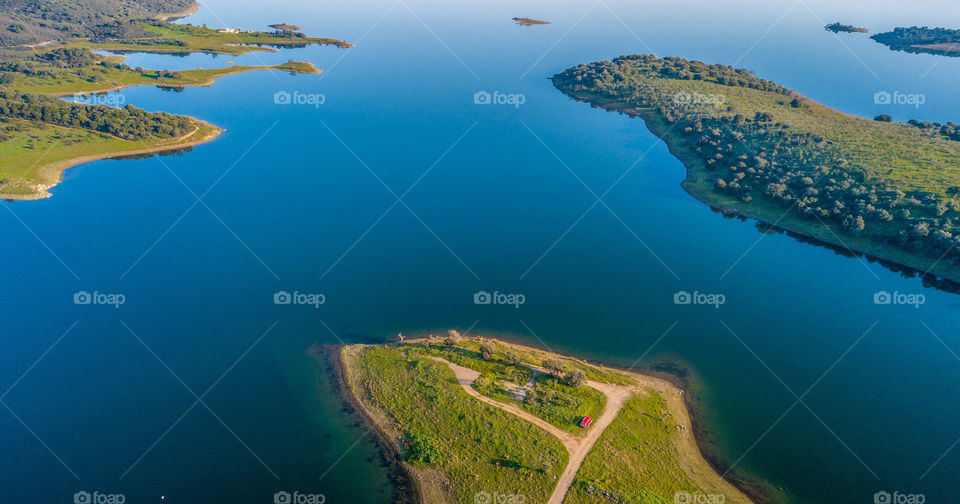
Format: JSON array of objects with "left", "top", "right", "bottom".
[
  {"left": 319, "top": 344, "right": 421, "bottom": 504},
  {"left": 560, "top": 89, "right": 960, "bottom": 287},
  {"left": 336, "top": 335, "right": 772, "bottom": 504},
  {"left": 156, "top": 2, "right": 202, "bottom": 21},
  {"left": 36, "top": 62, "right": 321, "bottom": 98},
  {"left": 1, "top": 120, "right": 223, "bottom": 200}
]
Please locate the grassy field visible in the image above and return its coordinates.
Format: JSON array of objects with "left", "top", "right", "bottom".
[
  {"left": 0, "top": 117, "right": 219, "bottom": 199},
  {"left": 406, "top": 342, "right": 607, "bottom": 435},
  {"left": 340, "top": 337, "right": 759, "bottom": 504},
  {"left": 566, "top": 394, "right": 713, "bottom": 504},
  {"left": 6, "top": 60, "right": 320, "bottom": 95},
  {"left": 74, "top": 21, "right": 352, "bottom": 55},
  {"left": 340, "top": 344, "right": 568, "bottom": 504}
]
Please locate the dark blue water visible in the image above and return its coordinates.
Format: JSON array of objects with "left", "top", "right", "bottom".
[{"left": 4, "top": 0, "right": 960, "bottom": 502}]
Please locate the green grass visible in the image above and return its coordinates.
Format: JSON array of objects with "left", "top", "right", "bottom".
[
  {"left": 343, "top": 345, "right": 567, "bottom": 504},
  {"left": 6, "top": 61, "right": 319, "bottom": 95},
  {"left": 651, "top": 77, "right": 960, "bottom": 196},
  {"left": 564, "top": 394, "right": 707, "bottom": 504},
  {"left": 522, "top": 373, "right": 606, "bottom": 434},
  {"left": 405, "top": 342, "right": 607, "bottom": 434},
  {"left": 74, "top": 21, "right": 351, "bottom": 55},
  {"left": 0, "top": 117, "right": 216, "bottom": 198}
]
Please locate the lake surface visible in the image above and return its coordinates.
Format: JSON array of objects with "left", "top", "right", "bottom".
[{"left": 4, "top": 0, "right": 960, "bottom": 502}]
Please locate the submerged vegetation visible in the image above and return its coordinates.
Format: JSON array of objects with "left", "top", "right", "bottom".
[{"left": 552, "top": 54, "right": 960, "bottom": 281}]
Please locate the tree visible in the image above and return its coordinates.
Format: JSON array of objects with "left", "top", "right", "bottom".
[
  {"left": 874, "top": 114, "right": 893, "bottom": 122},
  {"left": 566, "top": 369, "right": 586, "bottom": 387},
  {"left": 504, "top": 352, "right": 520, "bottom": 366},
  {"left": 542, "top": 359, "right": 565, "bottom": 377},
  {"left": 479, "top": 341, "right": 495, "bottom": 361}
]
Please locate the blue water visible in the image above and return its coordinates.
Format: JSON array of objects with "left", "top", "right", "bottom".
[{"left": 5, "top": 0, "right": 960, "bottom": 502}]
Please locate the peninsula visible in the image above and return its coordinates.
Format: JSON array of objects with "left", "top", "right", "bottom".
[
  {"left": 551, "top": 55, "right": 960, "bottom": 284},
  {"left": 872, "top": 26, "right": 960, "bottom": 56},
  {"left": 0, "top": 1, "right": 350, "bottom": 199},
  {"left": 337, "top": 333, "right": 761, "bottom": 504}
]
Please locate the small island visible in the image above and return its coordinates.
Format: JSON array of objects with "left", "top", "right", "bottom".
[
  {"left": 0, "top": 1, "right": 350, "bottom": 199},
  {"left": 552, "top": 54, "right": 960, "bottom": 284},
  {"left": 269, "top": 23, "right": 304, "bottom": 31},
  {"left": 825, "top": 22, "right": 868, "bottom": 34},
  {"left": 513, "top": 17, "right": 551, "bottom": 27},
  {"left": 872, "top": 26, "right": 960, "bottom": 56},
  {"left": 337, "top": 333, "right": 761, "bottom": 504}
]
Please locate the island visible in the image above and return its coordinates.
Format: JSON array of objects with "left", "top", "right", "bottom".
[
  {"left": 825, "top": 22, "right": 868, "bottom": 34},
  {"left": 513, "top": 17, "right": 551, "bottom": 27},
  {"left": 0, "top": 1, "right": 350, "bottom": 200},
  {"left": 336, "top": 332, "right": 765, "bottom": 504},
  {"left": 871, "top": 26, "right": 960, "bottom": 56},
  {"left": 552, "top": 54, "right": 960, "bottom": 284}
]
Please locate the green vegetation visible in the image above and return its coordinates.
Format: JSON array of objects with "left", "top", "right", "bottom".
[
  {"left": 2, "top": 48, "right": 319, "bottom": 95},
  {"left": 552, "top": 54, "right": 960, "bottom": 282},
  {"left": 825, "top": 22, "right": 868, "bottom": 34},
  {"left": 565, "top": 394, "right": 703, "bottom": 503},
  {"left": 0, "top": 0, "right": 195, "bottom": 47},
  {"left": 0, "top": 1, "right": 347, "bottom": 199},
  {"left": 340, "top": 344, "right": 568, "bottom": 504},
  {"left": 406, "top": 340, "right": 607, "bottom": 434},
  {"left": 872, "top": 26, "right": 960, "bottom": 56},
  {"left": 0, "top": 47, "right": 320, "bottom": 198},
  {"left": 0, "top": 116, "right": 219, "bottom": 198},
  {"left": 74, "top": 19, "right": 351, "bottom": 55},
  {"left": 340, "top": 337, "right": 758, "bottom": 504}
]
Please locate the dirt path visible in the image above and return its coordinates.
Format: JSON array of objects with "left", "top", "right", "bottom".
[{"left": 426, "top": 357, "right": 634, "bottom": 504}]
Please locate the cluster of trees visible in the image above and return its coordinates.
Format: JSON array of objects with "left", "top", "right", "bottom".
[
  {"left": 553, "top": 54, "right": 960, "bottom": 267},
  {"left": 577, "top": 54, "right": 791, "bottom": 95},
  {"left": 871, "top": 27, "right": 960, "bottom": 55},
  {"left": 0, "top": 91, "right": 194, "bottom": 140},
  {"left": 0, "top": 0, "right": 195, "bottom": 46},
  {"left": 825, "top": 23, "right": 868, "bottom": 34},
  {"left": 904, "top": 119, "right": 960, "bottom": 142}
]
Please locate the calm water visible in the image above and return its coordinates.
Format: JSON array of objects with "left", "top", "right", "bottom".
[{"left": 4, "top": 0, "right": 960, "bottom": 502}]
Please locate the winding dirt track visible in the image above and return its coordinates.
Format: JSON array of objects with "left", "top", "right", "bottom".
[{"left": 426, "top": 357, "right": 635, "bottom": 504}]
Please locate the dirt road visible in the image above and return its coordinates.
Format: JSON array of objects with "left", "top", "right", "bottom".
[{"left": 426, "top": 357, "right": 634, "bottom": 504}]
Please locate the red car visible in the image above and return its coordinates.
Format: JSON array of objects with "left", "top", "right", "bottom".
[{"left": 578, "top": 416, "right": 593, "bottom": 428}]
